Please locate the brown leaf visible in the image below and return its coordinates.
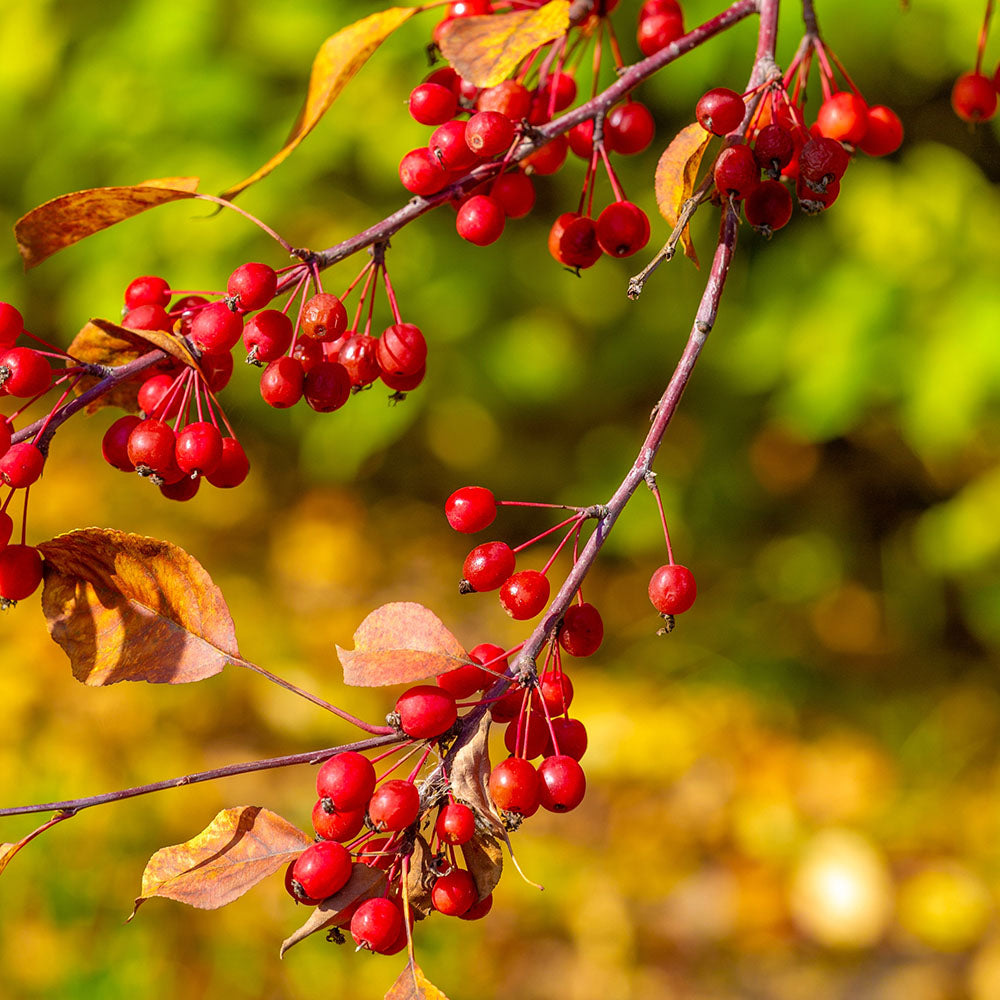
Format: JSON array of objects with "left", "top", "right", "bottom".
[
  {"left": 336, "top": 601, "right": 469, "bottom": 687},
  {"left": 220, "top": 8, "right": 417, "bottom": 201},
  {"left": 280, "top": 862, "right": 388, "bottom": 956},
  {"left": 129, "top": 806, "right": 311, "bottom": 917},
  {"left": 461, "top": 833, "right": 503, "bottom": 901},
  {"left": 91, "top": 317, "right": 199, "bottom": 368},
  {"left": 404, "top": 833, "right": 436, "bottom": 917},
  {"left": 0, "top": 842, "right": 23, "bottom": 877},
  {"left": 438, "top": 2, "right": 571, "bottom": 88},
  {"left": 39, "top": 528, "right": 250, "bottom": 685},
  {"left": 654, "top": 122, "right": 712, "bottom": 266},
  {"left": 446, "top": 711, "right": 496, "bottom": 824},
  {"left": 385, "top": 962, "right": 452, "bottom": 1000},
  {"left": 15, "top": 177, "right": 199, "bottom": 270}
]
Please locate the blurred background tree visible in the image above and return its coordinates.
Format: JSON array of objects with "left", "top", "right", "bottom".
[{"left": 1, "top": 0, "right": 999, "bottom": 997}]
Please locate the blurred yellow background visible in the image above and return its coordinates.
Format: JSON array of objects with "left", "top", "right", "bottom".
[{"left": 2, "top": 0, "right": 1000, "bottom": 997}]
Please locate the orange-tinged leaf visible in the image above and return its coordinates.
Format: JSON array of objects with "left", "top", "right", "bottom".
[
  {"left": 447, "top": 711, "right": 495, "bottom": 823},
  {"left": 385, "top": 962, "right": 452, "bottom": 1000},
  {"left": 0, "top": 842, "right": 23, "bottom": 877},
  {"left": 129, "top": 806, "right": 310, "bottom": 917},
  {"left": 38, "top": 528, "right": 250, "bottom": 685},
  {"left": 438, "top": 2, "right": 571, "bottom": 88},
  {"left": 220, "top": 8, "right": 417, "bottom": 201},
  {"left": 15, "top": 177, "right": 199, "bottom": 270},
  {"left": 336, "top": 601, "right": 469, "bottom": 687},
  {"left": 280, "top": 863, "right": 388, "bottom": 956},
  {"left": 404, "top": 833, "right": 435, "bottom": 916},
  {"left": 654, "top": 122, "right": 712, "bottom": 266},
  {"left": 91, "top": 317, "right": 199, "bottom": 369}
]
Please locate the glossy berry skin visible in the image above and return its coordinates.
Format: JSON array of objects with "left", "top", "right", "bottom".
[
  {"left": 376, "top": 323, "right": 426, "bottom": 377},
  {"left": 537, "top": 755, "right": 586, "bottom": 812},
  {"left": 399, "top": 148, "right": 450, "bottom": 196},
  {"left": 1, "top": 347, "right": 51, "bottom": 398},
  {"left": 456, "top": 195, "right": 506, "bottom": 246},
  {"left": 637, "top": 11, "right": 684, "bottom": 57},
  {"left": 468, "top": 642, "right": 508, "bottom": 688},
  {"left": 951, "top": 72, "right": 997, "bottom": 123},
  {"left": 753, "top": 123, "right": 795, "bottom": 173},
  {"left": 395, "top": 685, "right": 458, "bottom": 739},
  {"left": 227, "top": 262, "right": 277, "bottom": 312},
  {"left": 199, "top": 350, "right": 234, "bottom": 393},
  {"left": 504, "top": 712, "right": 549, "bottom": 759},
  {"left": 175, "top": 421, "right": 223, "bottom": 476},
  {"left": 0, "top": 442, "right": 45, "bottom": 489},
  {"left": 243, "top": 309, "right": 293, "bottom": 363},
  {"left": 499, "top": 569, "right": 550, "bottom": 620},
  {"left": 568, "top": 119, "right": 595, "bottom": 158},
  {"left": 714, "top": 143, "right": 760, "bottom": 199},
  {"left": 302, "top": 360, "right": 350, "bottom": 413},
  {"left": 0, "top": 302, "right": 24, "bottom": 346},
  {"left": 696, "top": 87, "right": 746, "bottom": 135},
  {"left": 368, "top": 779, "right": 421, "bottom": 831},
  {"left": 381, "top": 364, "right": 425, "bottom": 393},
  {"left": 409, "top": 82, "right": 458, "bottom": 125},
  {"left": 490, "top": 682, "right": 526, "bottom": 723},
  {"left": 123, "top": 304, "right": 173, "bottom": 332},
  {"left": 538, "top": 672, "right": 574, "bottom": 715},
  {"left": 744, "top": 179, "right": 793, "bottom": 234},
  {"left": 351, "top": 898, "right": 404, "bottom": 953},
  {"left": 205, "top": 438, "right": 250, "bottom": 488},
  {"left": 0, "top": 509, "right": 11, "bottom": 549},
  {"left": 595, "top": 201, "right": 650, "bottom": 258},
  {"left": 0, "top": 544, "right": 44, "bottom": 602},
  {"left": 338, "top": 334, "right": 381, "bottom": 387},
  {"left": 559, "top": 602, "right": 603, "bottom": 657},
  {"left": 435, "top": 803, "right": 476, "bottom": 846},
  {"left": 102, "top": 415, "right": 141, "bottom": 472},
  {"left": 292, "top": 841, "right": 352, "bottom": 902},
  {"left": 431, "top": 869, "right": 478, "bottom": 916},
  {"left": 259, "top": 356, "right": 304, "bottom": 409},
  {"left": 437, "top": 663, "right": 488, "bottom": 698},
  {"left": 476, "top": 80, "right": 532, "bottom": 120},
  {"left": 548, "top": 213, "right": 602, "bottom": 269},
  {"left": 605, "top": 101, "right": 655, "bottom": 155},
  {"left": 127, "top": 419, "right": 176, "bottom": 474},
  {"left": 446, "top": 485, "right": 496, "bottom": 533},
  {"left": 817, "top": 91, "right": 869, "bottom": 144},
  {"left": 317, "top": 750, "right": 377, "bottom": 810},
  {"left": 301, "top": 293, "right": 348, "bottom": 342},
  {"left": 491, "top": 172, "right": 535, "bottom": 218},
  {"left": 160, "top": 476, "right": 200, "bottom": 502},
  {"left": 488, "top": 757, "right": 539, "bottom": 816},
  {"left": 462, "top": 540, "right": 515, "bottom": 591},
  {"left": 460, "top": 893, "right": 494, "bottom": 921},
  {"left": 430, "top": 120, "right": 478, "bottom": 170},
  {"left": 533, "top": 72, "right": 577, "bottom": 116},
  {"left": 465, "top": 111, "right": 515, "bottom": 157},
  {"left": 312, "top": 799, "right": 367, "bottom": 842},
  {"left": 522, "top": 135, "right": 568, "bottom": 175},
  {"left": 125, "top": 275, "right": 171, "bottom": 309},
  {"left": 548, "top": 717, "right": 588, "bottom": 761},
  {"left": 648, "top": 563, "right": 697, "bottom": 615},
  {"left": 190, "top": 301, "right": 243, "bottom": 354},
  {"left": 0, "top": 416, "right": 9, "bottom": 457},
  {"left": 857, "top": 105, "right": 903, "bottom": 157}
]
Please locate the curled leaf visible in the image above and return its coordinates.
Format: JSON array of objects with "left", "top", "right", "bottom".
[
  {"left": 129, "top": 806, "right": 311, "bottom": 917},
  {"left": 446, "top": 711, "right": 495, "bottom": 823},
  {"left": 654, "top": 122, "right": 712, "bottom": 266},
  {"left": 280, "top": 862, "right": 388, "bottom": 956},
  {"left": 15, "top": 177, "right": 199, "bottom": 270},
  {"left": 221, "top": 8, "right": 417, "bottom": 201},
  {"left": 461, "top": 832, "right": 503, "bottom": 901},
  {"left": 438, "top": 2, "right": 571, "bottom": 88},
  {"left": 90, "top": 317, "right": 198, "bottom": 369},
  {"left": 404, "top": 834, "right": 436, "bottom": 917},
  {"left": 39, "top": 528, "right": 251, "bottom": 685},
  {"left": 385, "top": 962, "right": 452, "bottom": 1000},
  {"left": 336, "top": 601, "right": 469, "bottom": 687}
]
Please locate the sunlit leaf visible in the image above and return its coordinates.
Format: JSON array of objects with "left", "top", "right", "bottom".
[
  {"left": 280, "top": 863, "right": 388, "bottom": 956},
  {"left": 404, "top": 833, "right": 435, "bottom": 916},
  {"left": 461, "top": 832, "right": 503, "bottom": 900},
  {"left": 39, "top": 528, "right": 251, "bottom": 685},
  {"left": 336, "top": 601, "right": 469, "bottom": 687},
  {"left": 385, "top": 962, "right": 452, "bottom": 1000},
  {"left": 437, "top": 2, "right": 571, "bottom": 88},
  {"left": 15, "top": 177, "right": 200, "bottom": 270},
  {"left": 220, "top": 8, "right": 417, "bottom": 201},
  {"left": 447, "top": 711, "right": 496, "bottom": 823},
  {"left": 654, "top": 122, "right": 712, "bottom": 266},
  {"left": 129, "top": 806, "right": 310, "bottom": 917}
]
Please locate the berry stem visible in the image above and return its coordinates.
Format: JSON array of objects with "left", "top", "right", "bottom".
[
  {"left": 511, "top": 513, "right": 582, "bottom": 555},
  {"left": 190, "top": 193, "right": 294, "bottom": 253},
  {"left": 977, "top": 0, "right": 995, "bottom": 74},
  {"left": 646, "top": 472, "right": 675, "bottom": 563}
]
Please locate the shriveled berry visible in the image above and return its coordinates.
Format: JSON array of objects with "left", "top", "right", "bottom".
[
  {"left": 559, "top": 602, "right": 603, "bottom": 656},
  {"left": 796, "top": 175, "right": 841, "bottom": 213},
  {"left": 0, "top": 442, "right": 44, "bottom": 488},
  {"left": 462, "top": 540, "right": 515, "bottom": 591},
  {"left": 368, "top": 779, "right": 421, "bottom": 831},
  {"left": 0, "top": 544, "right": 44, "bottom": 602},
  {"left": 435, "top": 803, "right": 476, "bottom": 846},
  {"left": 753, "top": 123, "right": 796, "bottom": 172},
  {"left": 537, "top": 755, "right": 586, "bottom": 812},
  {"left": 499, "top": 569, "right": 550, "bottom": 619},
  {"left": 227, "top": 262, "right": 277, "bottom": 312},
  {"left": 301, "top": 293, "right": 349, "bottom": 343},
  {"left": 696, "top": 87, "right": 746, "bottom": 135},
  {"left": 798, "top": 136, "right": 850, "bottom": 190},
  {"left": 205, "top": 438, "right": 250, "bottom": 488},
  {"left": 714, "top": 143, "right": 760, "bottom": 199},
  {"left": 446, "top": 485, "right": 496, "bottom": 533},
  {"left": 648, "top": 563, "right": 697, "bottom": 614},
  {"left": 431, "top": 869, "right": 478, "bottom": 916},
  {"left": 395, "top": 685, "right": 458, "bottom": 739},
  {"left": 744, "top": 178, "right": 793, "bottom": 234}
]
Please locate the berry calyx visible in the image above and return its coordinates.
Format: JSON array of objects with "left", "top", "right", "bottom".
[
  {"left": 312, "top": 800, "right": 367, "bottom": 842},
  {"left": 243, "top": 309, "right": 293, "bottom": 363},
  {"left": 445, "top": 485, "right": 497, "bottom": 533},
  {"left": 399, "top": 148, "right": 450, "bottom": 196},
  {"left": 648, "top": 563, "right": 697, "bottom": 615},
  {"left": 394, "top": 685, "right": 458, "bottom": 739},
  {"left": 499, "top": 569, "right": 550, "bottom": 619}
]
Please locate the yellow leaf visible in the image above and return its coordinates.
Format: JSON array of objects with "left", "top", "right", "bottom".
[
  {"left": 654, "top": 122, "right": 712, "bottom": 266},
  {"left": 385, "top": 962, "right": 452, "bottom": 1000},
  {"left": 221, "top": 8, "right": 418, "bottom": 201},
  {"left": 438, "top": 1, "right": 571, "bottom": 88}
]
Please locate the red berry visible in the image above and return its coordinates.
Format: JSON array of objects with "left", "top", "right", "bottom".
[
  {"left": 292, "top": 841, "right": 352, "bottom": 901},
  {"left": 504, "top": 712, "right": 549, "bottom": 759},
  {"left": 302, "top": 360, "right": 351, "bottom": 412},
  {"left": 127, "top": 419, "right": 176, "bottom": 474},
  {"left": 568, "top": 119, "right": 595, "bottom": 158},
  {"left": 605, "top": 101, "right": 655, "bottom": 155},
  {"left": 537, "top": 755, "right": 586, "bottom": 812},
  {"left": 292, "top": 338, "right": 324, "bottom": 372},
  {"left": 125, "top": 275, "right": 171, "bottom": 309},
  {"left": 462, "top": 540, "right": 515, "bottom": 591},
  {"left": 243, "top": 309, "right": 293, "bottom": 363},
  {"left": 476, "top": 80, "right": 532, "bottom": 121},
  {"left": 744, "top": 178, "right": 793, "bottom": 234},
  {"left": 817, "top": 91, "right": 869, "bottom": 145},
  {"left": 205, "top": 438, "right": 250, "bottom": 488},
  {"left": 189, "top": 301, "right": 243, "bottom": 354},
  {"left": 409, "top": 82, "right": 459, "bottom": 126},
  {"left": 381, "top": 364, "right": 425, "bottom": 393},
  {"left": 465, "top": 111, "right": 516, "bottom": 158},
  {"left": 952, "top": 72, "right": 998, "bottom": 123},
  {"left": 123, "top": 304, "right": 173, "bottom": 332},
  {"left": 259, "top": 356, "right": 304, "bottom": 409},
  {"left": 376, "top": 323, "right": 427, "bottom": 377},
  {"left": 753, "top": 123, "right": 796, "bottom": 173},
  {"left": 0, "top": 544, "right": 44, "bottom": 602},
  {"left": 798, "top": 136, "right": 850, "bottom": 190},
  {"left": 338, "top": 334, "right": 381, "bottom": 387},
  {"left": 0, "top": 416, "right": 9, "bottom": 458},
  {"left": 714, "top": 143, "right": 760, "bottom": 199},
  {"left": 312, "top": 800, "right": 367, "bottom": 842},
  {"left": 430, "top": 120, "right": 479, "bottom": 170},
  {"left": 101, "top": 415, "right": 140, "bottom": 472},
  {"left": 199, "top": 350, "right": 234, "bottom": 393},
  {"left": 431, "top": 869, "right": 478, "bottom": 916},
  {"left": 491, "top": 172, "right": 535, "bottom": 218},
  {"left": 317, "top": 751, "right": 377, "bottom": 809},
  {"left": 547, "top": 717, "right": 588, "bottom": 760},
  {"left": 227, "top": 262, "right": 277, "bottom": 312},
  {"left": 137, "top": 373, "right": 182, "bottom": 419},
  {"left": 796, "top": 175, "right": 841, "bottom": 214},
  {"left": 537, "top": 671, "right": 574, "bottom": 715},
  {"left": 491, "top": 682, "right": 526, "bottom": 723},
  {"left": 0, "top": 509, "right": 11, "bottom": 549},
  {"left": 522, "top": 135, "right": 568, "bottom": 175},
  {"left": 437, "top": 663, "right": 487, "bottom": 698},
  {"left": 399, "top": 148, "right": 451, "bottom": 196},
  {"left": 0, "top": 442, "right": 44, "bottom": 489},
  {"left": 456, "top": 195, "right": 506, "bottom": 246},
  {"left": 395, "top": 685, "right": 458, "bottom": 739},
  {"left": 0, "top": 347, "right": 51, "bottom": 398},
  {"left": 425, "top": 66, "right": 461, "bottom": 94},
  {"left": 499, "top": 569, "right": 550, "bottom": 619},
  {"left": 351, "top": 898, "right": 404, "bottom": 953},
  {"left": 460, "top": 893, "right": 493, "bottom": 920},
  {"left": 368, "top": 779, "right": 421, "bottom": 831},
  {"left": 857, "top": 105, "right": 903, "bottom": 157},
  {"left": 446, "top": 485, "right": 496, "bottom": 533},
  {"left": 435, "top": 803, "right": 476, "bottom": 846},
  {"left": 171, "top": 295, "right": 209, "bottom": 338},
  {"left": 0, "top": 302, "right": 25, "bottom": 347},
  {"left": 559, "top": 602, "right": 603, "bottom": 657},
  {"left": 175, "top": 421, "right": 223, "bottom": 477},
  {"left": 648, "top": 563, "right": 697, "bottom": 614},
  {"left": 696, "top": 87, "right": 746, "bottom": 136},
  {"left": 548, "top": 212, "right": 602, "bottom": 269},
  {"left": 488, "top": 757, "right": 539, "bottom": 816},
  {"left": 159, "top": 475, "right": 201, "bottom": 502},
  {"left": 300, "top": 293, "right": 348, "bottom": 342},
  {"left": 468, "top": 642, "right": 508, "bottom": 688},
  {"left": 595, "top": 201, "right": 650, "bottom": 258},
  {"left": 637, "top": 11, "right": 684, "bottom": 57}
]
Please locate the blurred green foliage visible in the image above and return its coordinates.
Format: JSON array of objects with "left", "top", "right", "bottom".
[{"left": 2, "top": 0, "right": 1000, "bottom": 998}]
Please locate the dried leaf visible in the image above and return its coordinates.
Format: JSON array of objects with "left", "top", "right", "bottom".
[
  {"left": 654, "top": 122, "right": 712, "bottom": 266},
  {"left": 385, "top": 962, "right": 452, "bottom": 1000},
  {"left": 15, "top": 177, "right": 199, "bottom": 270},
  {"left": 446, "top": 711, "right": 495, "bottom": 823},
  {"left": 0, "top": 842, "right": 23, "bottom": 877},
  {"left": 438, "top": 2, "right": 571, "bottom": 88},
  {"left": 129, "top": 806, "right": 311, "bottom": 917},
  {"left": 280, "top": 863, "right": 388, "bottom": 956},
  {"left": 461, "top": 833, "right": 503, "bottom": 901},
  {"left": 404, "top": 834, "right": 435, "bottom": 917},
  {"left": 39, "top": 528, "right": 250, "bottom": 685},
  {"left": 91, "top": 317, "right": 198, "bottom": 368},
  {"left": 336, "top": 601, "right": 469, "bottom": 687},
  {"left": 220, "top": 8, "right": 417, "bottom": 201}
]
